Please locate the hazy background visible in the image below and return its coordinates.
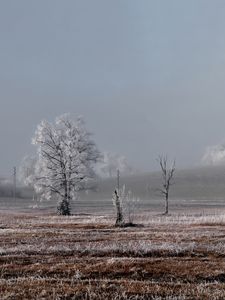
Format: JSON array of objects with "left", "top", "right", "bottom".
[{"left": 1, "top": 0, "right": 225, "bottom": 176}]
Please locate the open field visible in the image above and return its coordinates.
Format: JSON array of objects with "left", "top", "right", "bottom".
[
  {"left": 1, "top": 211, "right": 225, "bottom": 299},
  {"left": 1, "top": 167, "right": 225, "bottom": 298}
]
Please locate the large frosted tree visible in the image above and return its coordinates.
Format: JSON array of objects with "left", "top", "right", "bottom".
[{"left": 32, "top": 114, "right": 100, "bottom": 215}]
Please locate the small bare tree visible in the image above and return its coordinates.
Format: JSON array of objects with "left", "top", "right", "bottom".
[
  {"left": 112, "top": 185, "right": 139, "bottom": 227},
  {"left": 113, "top": 189, "right": 124, "bottom": 226},
  {"left": 157, "top": 155, "right": 175, "bottom": 215},
  {"left": 112, "top": 170, "right": 124, "bottom": 226}
]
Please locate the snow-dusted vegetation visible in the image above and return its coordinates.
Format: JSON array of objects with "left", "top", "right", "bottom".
[
  {"left": 1, "top": 212, "right": 225, "bottom": 299},
  {"left": 31, "top": 114, "right": 100, "bottom": 216}
]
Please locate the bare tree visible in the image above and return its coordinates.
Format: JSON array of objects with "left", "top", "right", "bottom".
[
  {"left": 157, "top": 155, "right": 175, "bottom": 215},
  {"left": 113, "top": 190, "right": 124, "bottom": 226}
]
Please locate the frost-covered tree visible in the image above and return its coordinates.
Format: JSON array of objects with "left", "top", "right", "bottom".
[
  {"left": 32, "top": 114, "right": 100, "bottom": 215},
  {"left": 96, "top": 151, "right": 134, "bottom": 178},
  {"left": 18, "top": 155, "right": 38, "bottom": 201},
  {"left": 19, "top": 155, "right": 37, "bottom": 187},
  {"left": 201, "top": 143, "right": 225, "bottom": 166}
]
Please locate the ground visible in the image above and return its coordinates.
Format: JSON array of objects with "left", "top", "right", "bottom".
[{"left": 1, "top": 211, "right": 225, "bottom": 299}]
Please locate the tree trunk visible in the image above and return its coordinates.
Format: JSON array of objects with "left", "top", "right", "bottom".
[
  {"left": 165, "top": 193, "right": 169, "bottom": 215},
  {"left": 114, "top": 190, "right": 123, "bottom": 226},
  {"left": 58, "top": 198, "right": 70, "bottom": 216},
  {"left": 58, "top": 180, "right": 71, "bottom": 216}
]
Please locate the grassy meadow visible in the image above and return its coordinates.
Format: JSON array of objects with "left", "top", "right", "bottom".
[
  {"left": 1, "top": 211, "right": 225, "bottom": 299},
  {"left": 1, "top": 166, "right": 225, "bottom": 299}
]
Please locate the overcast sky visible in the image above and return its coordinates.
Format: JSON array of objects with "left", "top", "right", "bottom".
[{"left": 1, "top": 0, "right": 225, "bottom": 176}]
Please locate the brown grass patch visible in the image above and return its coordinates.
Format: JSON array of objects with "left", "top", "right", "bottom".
[{"left": 1, "top": 213, "right": 225, "bottom": 299}]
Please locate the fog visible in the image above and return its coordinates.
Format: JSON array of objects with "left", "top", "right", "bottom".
[{"left": 1, "top": 1, "right": 225, "bottom": 176}]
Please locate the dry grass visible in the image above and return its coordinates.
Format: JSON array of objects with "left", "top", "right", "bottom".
[{"left": 1, "top": 212, "right": 225, "bottom": 299}]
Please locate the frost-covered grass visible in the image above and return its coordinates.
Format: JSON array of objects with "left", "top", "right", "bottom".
[
  {"left": 135, "top": 209, "right": 225, "bottom": 225},
  {"left": 1, "top": 211, "right": 225, "bottom": 299}
]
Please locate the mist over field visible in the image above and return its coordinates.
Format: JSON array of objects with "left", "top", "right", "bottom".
[
  {"left": 1, "top": 1, "right": 225, "bottom": 299},
  {"left": 1, "top": 164, "right": 225, "bottom": 215}
]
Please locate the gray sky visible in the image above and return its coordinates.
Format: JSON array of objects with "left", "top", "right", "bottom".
[{"left": 1, "top": 0, "right": 225, "bottom": 176}]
